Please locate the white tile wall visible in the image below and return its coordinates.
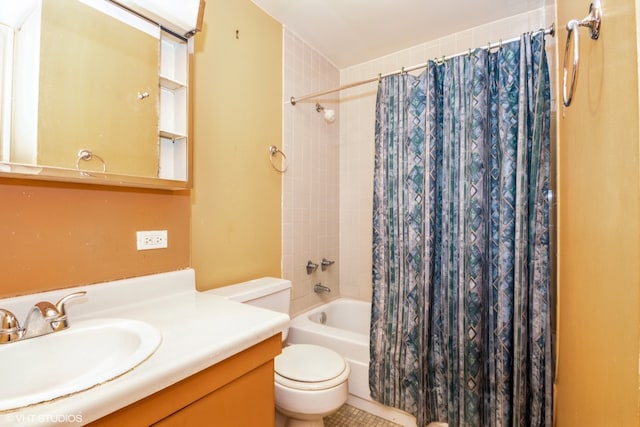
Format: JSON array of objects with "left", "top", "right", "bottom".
[
  {"left": 282, "top": 29, "right": 340, "bottom": 316},
  {"left": 283, "top": 7, "right": 556, "bottom": 311}
]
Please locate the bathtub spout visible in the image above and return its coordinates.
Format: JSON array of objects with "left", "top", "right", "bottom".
[{"left": 313, "top": 283, "right": 331, "bottom": 294}]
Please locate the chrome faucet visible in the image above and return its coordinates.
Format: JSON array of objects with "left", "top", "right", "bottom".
[
  {"left": 306, "top": 260, "right": 319, "bottom": 274},
  {"left": 0, "top": 309, "right": 21, "bottom": 343},
  {"left": 0, "top": 291, "right": 86, "bottom": 344},
  {"left": 320, "top": 258, "right": 335, "bottom": 271},
  {"left": 313, "top": 283, "right": 331, "bottom": 294}
]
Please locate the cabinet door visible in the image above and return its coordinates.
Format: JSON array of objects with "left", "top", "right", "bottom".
[
  {"left": 87, "top": 335, "right": 281, "bottom": 427},
  {"left": 152, "top": 362, "right": 275, "bottom": 427},
  {"left": 38, "top": 0, "right": 159, "bottom": 176}
]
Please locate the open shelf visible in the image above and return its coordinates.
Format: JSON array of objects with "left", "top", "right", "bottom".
[
  {"left": 158, "top": 31, "right": 189, "bottom": 181},
  {"left": 160, "top": 75, "right": 186, "bottom": 90}
]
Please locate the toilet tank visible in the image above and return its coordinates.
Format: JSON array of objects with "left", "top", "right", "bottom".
[
  {"left": 208, "top": 277, "right": 292, "bottom": 315},
  {"left": 208, "top": 278, "right": 292, "bottom": 340}
]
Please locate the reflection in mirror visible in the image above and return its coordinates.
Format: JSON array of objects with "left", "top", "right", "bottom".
[{"left": 0, "top": 0, "right": 190, "bottom": 186}]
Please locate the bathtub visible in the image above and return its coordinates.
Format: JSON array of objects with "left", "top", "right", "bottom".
[{"left": 286, "top": 298, "right": 417, "bottom": 427}]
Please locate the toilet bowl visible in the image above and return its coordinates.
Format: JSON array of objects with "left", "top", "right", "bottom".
[
  {"left": 208, "top": 278, "right": 350, "bottom": 427},
  {"left": 274, "top": 344, "right": 350, "bottom": 427}
]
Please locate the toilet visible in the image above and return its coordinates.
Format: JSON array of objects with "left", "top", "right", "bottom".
[{"left": 209, "top": 278, "right": 350, "bottom": 427}]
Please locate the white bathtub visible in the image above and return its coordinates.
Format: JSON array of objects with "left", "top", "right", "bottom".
[{"left": 286, "top": 298, "right": 417, "bottom": 427}]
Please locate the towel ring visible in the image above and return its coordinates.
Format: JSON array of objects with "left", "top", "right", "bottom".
[
  {"left": 269, "top": 145, "right": 288, "bottom": 173},
  {"left": 563, "top": 19, "right": 580, "bottom": 107},
  {"left": 562, "top": 1, "right": 602, "bottom": 107},
  {"left": 76, "top": 149, "right": 107, "bottom": 173}
]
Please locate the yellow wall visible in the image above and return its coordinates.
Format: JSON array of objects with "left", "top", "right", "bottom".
[
  {"left": 556, "top": 0, "right": 640, "bottom": 424},
  {"left": 191, "top": 0, "right": 282, "bottom": 289}
]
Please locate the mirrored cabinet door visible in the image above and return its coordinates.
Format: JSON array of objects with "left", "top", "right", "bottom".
[
  {"left": 35, "top": 0, "right": 160, "bottom": 176},
  {"left": 0, "top": 0, "right": 202, "bottom": 189}
]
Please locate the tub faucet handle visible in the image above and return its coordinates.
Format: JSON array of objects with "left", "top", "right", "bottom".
[
  {"left": 306, "top": 260, "right": 319, "bottom": 274},
  {"left": 321, "top": 258, "right": 335, "bottom": 271}
]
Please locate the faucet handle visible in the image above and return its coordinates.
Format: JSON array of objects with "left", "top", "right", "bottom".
[
  {"left": 53, "top": 291, "right": 87, "bottom": 330},
  {"left": 321, "top": 258, "right": 335, "bottom": 271},
  {"left": 55, "top": 291, "right": 87, "bottom": 315},
  {"left": 0, "top": 309, "right": 22, "bottom": 343},
  {"left": 306, "top": 260, "right": 319, "bottom": 275}
]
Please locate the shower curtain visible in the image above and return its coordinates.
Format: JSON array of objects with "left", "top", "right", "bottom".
[{"left": 369, "top": 32, "right": 552, "bottom": 427}]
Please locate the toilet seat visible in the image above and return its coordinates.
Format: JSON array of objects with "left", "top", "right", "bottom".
[{"left": 275, "top": 344, "right": 350, "bottom": 391}]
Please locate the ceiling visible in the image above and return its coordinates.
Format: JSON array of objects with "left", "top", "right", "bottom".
[{"left": 251, "top": 0, "right": 544, "bottom": 69}]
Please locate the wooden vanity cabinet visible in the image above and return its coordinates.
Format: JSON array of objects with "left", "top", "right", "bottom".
[{"left": 88, "top": 334, "right": 281, "bottom": 427}]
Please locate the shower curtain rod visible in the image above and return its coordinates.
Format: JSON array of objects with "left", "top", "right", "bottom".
[{"left": 289, "top": 24, "right": 555, "bottom": 105}]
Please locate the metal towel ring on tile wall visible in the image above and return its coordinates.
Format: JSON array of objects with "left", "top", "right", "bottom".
[{"left": 269, "top": 145, "right": 288, "bottom": 173}]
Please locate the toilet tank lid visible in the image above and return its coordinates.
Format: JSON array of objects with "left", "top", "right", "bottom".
[{"left": 208, "top": 277, "right": 292, "bottom": 302}]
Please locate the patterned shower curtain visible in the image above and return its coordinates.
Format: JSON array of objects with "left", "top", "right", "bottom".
[{"left": 369, "top": 32, "right": 553, "bottom": 427}]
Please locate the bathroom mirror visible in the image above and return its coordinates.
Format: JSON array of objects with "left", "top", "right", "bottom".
[{"left": 0, "top": 0, "right": 192, "bottom": 189}]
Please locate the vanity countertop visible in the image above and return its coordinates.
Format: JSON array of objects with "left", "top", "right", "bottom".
[{"left": 0, "top": 269, "right": 289, "bottom": 426}]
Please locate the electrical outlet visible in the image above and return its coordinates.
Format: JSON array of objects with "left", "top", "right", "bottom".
[{"left": 136, "top": 230, "right": 168, "bottom": 250}]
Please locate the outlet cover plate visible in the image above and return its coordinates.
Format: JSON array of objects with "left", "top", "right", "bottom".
[{"left": 136, "top": 230, "right": 168, "bottom": 250}]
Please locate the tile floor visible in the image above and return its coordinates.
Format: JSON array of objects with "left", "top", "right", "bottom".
[{"left": 324, "top": 404, "right": 403, "bottom": 427}]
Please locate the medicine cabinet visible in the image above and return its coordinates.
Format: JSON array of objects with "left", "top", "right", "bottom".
[{"left": 0, "top": 0, "right": 203, "bottom": 189}]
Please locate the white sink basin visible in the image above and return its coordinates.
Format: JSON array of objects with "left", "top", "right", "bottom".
[{"left": 0, "top": 318, "right": 161, "bottom": 411}]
